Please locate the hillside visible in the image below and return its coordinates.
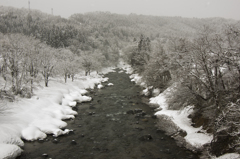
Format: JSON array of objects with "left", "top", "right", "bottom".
[
  {"left": 70, "top": 12, "right": 236, "bottom": 40},
  {"left": 1, "top": 6, "right": 237, "bottom": 51}
]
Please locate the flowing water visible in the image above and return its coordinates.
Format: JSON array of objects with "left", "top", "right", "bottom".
[{"left": 17, "top": 69, "right": 199, "bottom": 159}]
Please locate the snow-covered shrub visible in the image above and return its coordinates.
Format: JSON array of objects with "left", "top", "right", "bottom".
[
  {"left": 212, "top": 100, "right": 240, "bottom": 156},
  {"left": 165, "top": 84, "right": 197, "bottom": 110}
]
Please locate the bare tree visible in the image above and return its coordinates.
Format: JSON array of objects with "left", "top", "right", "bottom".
[
  {"left": 80, "top": 51, "right": 104, "bottom": 76},
  {"left": 24, "top": 38, "right": 42, "bottom": 93},
  {"left": 0, "top": 34, "right": 27, "bottom": 94},
  {"left": 39, "top": 45, "right": 56, "bottom": 87},
  {"left": 56, "top": 48, "right": 77, "bottom": 83}
]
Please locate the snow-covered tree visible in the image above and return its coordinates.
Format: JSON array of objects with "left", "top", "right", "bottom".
[
  {"left": 39, "top": 44, "right": 57, "bottom": 87},
  {"left": 56, "top": 48, "right": 80, "bottom": 83},
  {"left": 0, "top": 34, "right": 28, "bottom": 94},
  {"left": 80, "top": 50, "right": 106, "bottom": 76}
]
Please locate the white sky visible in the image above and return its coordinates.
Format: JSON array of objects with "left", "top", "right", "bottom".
[{"left": 0, "top": 0, "right": 240, "bottom": 20}]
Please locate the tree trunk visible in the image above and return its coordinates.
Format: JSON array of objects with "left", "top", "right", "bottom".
[
  {"left": 218, "top": 70, "right": 225, "bottom": 90},
  {"left": 71, "top": 75, "right": 74, "bottom": 82},
  {"left": 45, "top": 76, "right": 48, "bottom": 87},
  {"left": 31, "top": 78, "right": 33, "bottom": 93},
  {"left": 64, "top": 74, "right": 67, "bottom": 83},
  {"left": 237, "top": 66, "right": 240, "bottom": 92}
]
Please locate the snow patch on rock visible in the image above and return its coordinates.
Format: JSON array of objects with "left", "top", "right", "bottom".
[{"left": 97, "top": 84, "right": 104, "bottom": 89}]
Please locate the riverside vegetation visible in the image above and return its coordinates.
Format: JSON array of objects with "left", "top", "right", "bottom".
[{"left": 0, "top": 6, "right": 240, "bottom": 157}]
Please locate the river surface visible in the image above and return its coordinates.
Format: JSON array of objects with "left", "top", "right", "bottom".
[{"left": 17, "top": 69, "right": 199, "bottom": 159}]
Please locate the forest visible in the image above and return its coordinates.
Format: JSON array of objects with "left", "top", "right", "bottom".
[{"left": 0, "top": 6, "right": 240, "bottom": 157}]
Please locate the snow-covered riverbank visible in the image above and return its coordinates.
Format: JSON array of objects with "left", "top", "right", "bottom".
[
  {"left": 0, "top": 69, "right": 114, "bottom": 159},
  {"left": 121, "top": 63, "right": 240, "bottom": 159},
  {"left": 149, "top": 85, "right": 213, "bottom": 148},
  {"left": 122, "top": 63, "right": 213, "bottom": 147}
]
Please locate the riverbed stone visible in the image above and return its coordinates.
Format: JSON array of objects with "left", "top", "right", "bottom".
[
  {"left": 52, "top": 138, "right": 59, "bottom": 144},
  {"left": 151, "top": 115, "right": 157, "bottom": 119},
  {"left": 89, "top": 105, "right": 96, "bottom": 109},
  {"left": 127, "top": 110, "right": 134, "bottom": 114},
  {"left": 72, "top": 107, "right": 78, "bottom": 111},
  {"left": 141, "top": 118, "right": 148, "bottom": 122},
  {"left": 144, "top": 115, "right": 151, "bottom": 118},
  {"left": 92, "top": 147, "right": 100, "bottom": 151},
  {"left": 134, "top": 108, "right": 143, "bottom": 113},
  {"left": 42, "top": 153, "right": 48, "bottom": 157},
  {"left": 139, "top": 134, "right": 153, "bottom": 141},
  {"left": 71, "top": 140, "right": 77, "bottom": 145},
  {"left": 164, "top": 149, "right": 171, "bottom": 154},
  {"left": 38, "top": 139, "right": 44, "bottom": 143},
  {"left": 134, "top": 126, "right": 144, "bottom": 130},
  {"left": 135, "top": 111, "right": 146, "bottom": 118},
  {"left": 178, "top": 129, "right": 187, "bottom": 137}
]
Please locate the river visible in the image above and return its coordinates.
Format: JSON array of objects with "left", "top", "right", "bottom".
[{"left": 17, "top": 68, "right": 199, "bottom": 159}]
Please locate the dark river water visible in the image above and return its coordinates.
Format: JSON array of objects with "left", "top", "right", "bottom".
[{"left": 17, "top": 68, "right": 199, "bottom": 159}]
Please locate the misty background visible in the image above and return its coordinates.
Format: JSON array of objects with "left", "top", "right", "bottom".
[{"left": 0, "top": 0, "right": 240, "bottom": 20}]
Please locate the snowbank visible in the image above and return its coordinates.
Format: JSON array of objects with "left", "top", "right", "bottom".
[
  {"left": 150, "top": 84, "right": 213, "bottom": 148},
  {"left": 216, "top": 153, "right": 240, "bottom": 159},
  {"left": 101, "top": 67, "right": 116, "bottom": 74},
  {"left": 152, "top": 88, "right": 160, "bottom": 96},
  {"left": 120, "top": 62, "right": 133, "bottom": 74},
  {"left": 0, "top": 144, "right": 23, "bottom": 159},
  {"left": 0, "top": 70, "right": 111, "bottom": 159},
  {"left": 97, "top": 84, "right": 104, "bottom": 89}
]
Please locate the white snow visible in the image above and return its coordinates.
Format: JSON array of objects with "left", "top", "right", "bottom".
[
  {"left": 216, "top": 153, "right": 240, "bottom": 159},
  {"left": 0, "top": 69, "right": 113, "bottom": 158},
  {"left": 97, "top": 77, "right": 110, "bottom": 89},
  {"left": 129, "top": 74, "right": 147, "bottom": 88},
  {"left": 150, "top": 83, "right": 213, "bottom": 148},
  {"left": 108, "top": 83, "right": 114, "bottom": 86},
  {"left": 120, "top": 62, "right": 133, "bottom": 74},
  {"left": 142, "top": 86, "right": 157, "bottom": 96},
  {"left": 119, "top": 70, "right": 124, "bottom": 73},
  {"left": 101, "top": 77, "right": 109, "bottom": 83},
  {"left": 130, "top": 74, "right": 141, "bottom": 83},
  {"left": 101, "top": 67, "right": 116, "bottom": 74},
  {"left": 142, "top": 88, "right": 149, "bottom": 96},
  {"left": 152, "top": 88, "right": 160, "bottom": 96},
  {"left": 97, "top": 84, "right": 104, "bottom": 89},
  {"left": 21, "top": 126, "right": 47, "bottom": 141},
  {"left": 0, "top": 143, "right": 23, "bottom": 159}
]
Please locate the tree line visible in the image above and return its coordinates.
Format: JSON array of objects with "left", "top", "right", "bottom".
[{"left": 0, "top": 7, "right": 119, "bottom": 99}]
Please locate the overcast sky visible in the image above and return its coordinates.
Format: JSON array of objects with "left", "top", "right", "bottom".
[{"left": 0, "top": 0, "right": 240, "bottom": 20}]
